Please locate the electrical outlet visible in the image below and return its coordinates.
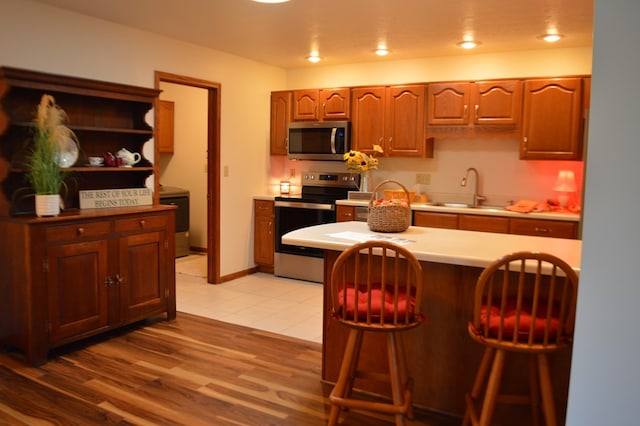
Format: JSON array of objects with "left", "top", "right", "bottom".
[
  {"left": 416, "top": 173, "right": 431, "bottom": 185},
  {"left": 223, "top": 165, "right": 229, "bottom": 177}
]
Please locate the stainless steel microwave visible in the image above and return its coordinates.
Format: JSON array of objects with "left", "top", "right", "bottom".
[{"left": 287, "top": 121, "right": 350, "bottom": 161}]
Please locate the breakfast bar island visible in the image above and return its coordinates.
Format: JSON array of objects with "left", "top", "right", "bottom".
[{"left": 283, "top": 221, "right": 581, "bottom": 424}]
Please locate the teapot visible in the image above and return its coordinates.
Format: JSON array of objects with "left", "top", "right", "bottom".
[{"left": 116, "top": 148, "right": 141, "bottom": 167}]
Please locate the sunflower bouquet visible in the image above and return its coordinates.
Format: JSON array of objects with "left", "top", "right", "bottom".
[{"left": 343, "top": 144, "right": 383, "bottom": 173}]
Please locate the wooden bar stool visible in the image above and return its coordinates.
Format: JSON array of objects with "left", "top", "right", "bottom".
[
  {"left": 327, "top": 241, "right": 424, "bottom": 426},
  {"left": 462, "top": 251, "right": 579, "bottom": 426}
]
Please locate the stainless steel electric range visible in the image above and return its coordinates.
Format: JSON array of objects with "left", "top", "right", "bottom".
[{"left": 274, "top": 171, "right": 359, "bottom": 283}]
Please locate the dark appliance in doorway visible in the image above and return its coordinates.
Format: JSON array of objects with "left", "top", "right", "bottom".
[
  {"left": 274, "top": 171, "right": 359, "bottom": 282},
  {"left": 159, "top": 185, "right": 190, "bottom": 258}
]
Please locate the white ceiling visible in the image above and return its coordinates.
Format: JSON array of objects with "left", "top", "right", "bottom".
[{"left": 34, "top": 0, "right": 594, "bottom": 69}]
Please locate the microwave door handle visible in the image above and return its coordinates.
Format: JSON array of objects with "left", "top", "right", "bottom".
[{"left": 330, "top": 127, "right": 337, "bottom": 154}]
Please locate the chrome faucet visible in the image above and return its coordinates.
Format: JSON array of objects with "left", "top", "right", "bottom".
[{"left": 460, "top": 167, "right": 486, "bottom": 208}]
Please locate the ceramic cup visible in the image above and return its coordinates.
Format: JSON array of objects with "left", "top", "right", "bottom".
[{"left": 88, "top": 156, "right": 104, "bottom": 166}]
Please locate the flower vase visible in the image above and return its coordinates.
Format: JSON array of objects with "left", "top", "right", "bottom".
[
  {"left": 35, "top": 194, "right": 60, "bottom": 217},
  {"left": 360, "top": 170, "right": 371, "bottom": 192}
]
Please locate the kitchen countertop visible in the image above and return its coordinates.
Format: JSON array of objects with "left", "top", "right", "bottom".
[
  {"left": 282, "top": 221, "right": 581, "bottom": 272},
  {"left": 336, "top": 199, "right": 581, "bottom": 222}
]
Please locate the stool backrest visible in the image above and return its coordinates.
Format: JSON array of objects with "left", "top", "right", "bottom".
[
  {"left": 330, "top": 241, "right": 423, "bottom": 330},
  {"left": 471, "top": 251, "right": 579, "bottom": 348}
]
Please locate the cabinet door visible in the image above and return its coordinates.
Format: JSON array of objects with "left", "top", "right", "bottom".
[
  {"left": 413, "top": 211, "right": 458, "bottom": 229},
  {"left": 293, "top": 89, "right": 320, "bottom": 121},
  {"left": 118, "top": 229, "right": 168, "bottom": 321},
  {"left": 254, "top": 200, "right": 274, "bottom": 268},
  {"left": 472, "top": 80, "right": 522, "bottom": 126},
  {"left": 336, "top": 205, "right": 355, "bottom": 222},
  {"left": 270, "top": 91, "right": 291, "bottom": 155},
  {"left": 521, "top": 78, "right": 584, "bottom": 160},
  {"left": 47, "top": 239, "right": 109, "bottom": 345},
  {"left": 427, "top": 82, "right": 470, "bottom": 125},
  {"left": 351, "top": 87, "right": 386, "bottom": 153},
  {"left": 510, "top": 218, "right": 578, "bottom": 239},
  {"left": 320, "top": 88, "right": 350, "bottom": 120},
  {"left": 386, "top": 85, "right": 426, "bottom": 156},
  {"left": 157, "top": 100, "right": 175, "bottom": 153},
  {"left": 459, "top": 214, "right": 509, "bottom": 233}
]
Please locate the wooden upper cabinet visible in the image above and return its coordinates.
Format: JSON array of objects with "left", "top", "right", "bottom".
[
  {"left": 352, "top": 85, "right": 427, "bottom": 157},
  {"left": 428, "top": 80, "right": 522, "bottom": 127},
  {"left": 428, "top": 83, "right": 470, "bottom": 125},
  {"left": 320, "top": 88, "right": 350, "bottom": 120},
  {"left": 521, "top": 78, "right": 585, "bottom": 160},
  {"left": 270, "top": 91, "right": 291, "bottom": 155},
  {"left": 293, "top": 88, "right": 350, "bottom": 121},
  {"left": 157, "top": 100, "right": 175, "bottom": 154},
  {"left": 386, "top": 85, "right": 426, "bottom": 156},
  {"left": 351, "top": 86, "right": 386, "bottom": 153},
  {"left": 472, "top": 80, "right": 522, "bottom": 126}
]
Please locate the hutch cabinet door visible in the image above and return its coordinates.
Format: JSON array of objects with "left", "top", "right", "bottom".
[
  {"left": 293, "top": 89, "right": 320, "bottom": 121},
  {"left": 118, "top": 229, "right": 168, "bottom": 322},
  {"left": 472, "top": 80, "right": 523, "bottom": 126},
  {"left": 320, "top": 88, "right": 350, "bottom": 120},
  {"left": 254, "top": 200, "right": 274, "bottom": 270},
  {"left": 46, "top": 239, "right": 109, "bottom": 345},
  {"left": 351, "top": 87, "right": 386, "bottom": 153}
]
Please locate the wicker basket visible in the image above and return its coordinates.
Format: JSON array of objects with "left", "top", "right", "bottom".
[{"left": 367, "top": 180, "right": 411, "bottom": 233}]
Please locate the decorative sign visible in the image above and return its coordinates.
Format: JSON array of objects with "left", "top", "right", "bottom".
[{"left": 79, "top": 188, "right": 153, "bottom": 209}]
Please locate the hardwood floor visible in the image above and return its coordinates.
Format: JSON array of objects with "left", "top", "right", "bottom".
[{"left": 0, "top": 313, "right": 459, "bottom": 425}]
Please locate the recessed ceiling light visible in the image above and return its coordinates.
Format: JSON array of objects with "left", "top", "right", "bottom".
[
  {"left": 375, "top": 48, "right": 389, "bottom": 56},
  {"left": 307, "top": 55, "right": 321, "bottom": 63},
  {"left": 252, "top": 0, "right": 290, "bottom": 3},
  {"left": 457, "top": 40, "right": 479, "bottom": 49},
  {"left": 539, "top": 33, "right": 564, "bottom": 43}
]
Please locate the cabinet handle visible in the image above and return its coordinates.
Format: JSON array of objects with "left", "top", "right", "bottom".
[
  {"left": 268, "top": 221, "right": 272, "bottom": 235},
  {"left": 139, "top": 220, "right": 146, "bottom": 227},
  {"left": 77, "top": 227, "right": 84, "bottom": 235},
  {"left": 322, "top": 103, "right": 326, "bottom": 115},
  {"left": 464, "top": 104, "right": 468, "bottom": 119},
  {"left": 344, "top": 212, "right": 352, "bottom": 217},
  {"left": 534, "top": 227, "right": 551, "bottom": 234},
  {"left": 105, "top": 276, "right": 114, "bottom": 287},
  {"left": 474, "top": 104, "right": 479, "bottom": 121},
  {"left": 115, "top": 273, "right": 123, "bottom": 284},
  {"left": 388, "top": 136, "right": 392, "bottom": 146}
]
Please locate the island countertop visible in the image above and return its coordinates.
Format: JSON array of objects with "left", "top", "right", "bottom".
[{"left": 282, "top": 221, "right": 582, "bottom": 272}]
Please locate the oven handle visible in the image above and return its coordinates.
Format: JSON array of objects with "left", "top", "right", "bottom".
[{"left": 275, "top": 200, "right": 335, "bottom": 211}]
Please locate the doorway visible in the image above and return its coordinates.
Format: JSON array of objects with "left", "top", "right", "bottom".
[{"left": 155, "top": 71, "right": 222, "bottom": 284}]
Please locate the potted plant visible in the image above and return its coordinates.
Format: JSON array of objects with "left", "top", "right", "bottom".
[{"left": 26, "top": 94, "right": 78, "bottom": 216}]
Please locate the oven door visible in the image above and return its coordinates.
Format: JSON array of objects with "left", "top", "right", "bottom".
[{"left": 274, "top": 200, "right": 335, "bottom": 258}]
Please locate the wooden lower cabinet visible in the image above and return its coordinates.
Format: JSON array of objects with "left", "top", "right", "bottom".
[
  {"left": 254, "top": 200, "right": 274, "bottom": 272},
  {"left": 0, "top": 207, "right": 176, "bottom": 365},
  {"left": 510, "top": 217, "right": 578, "bottom": 239},
  {"left": 459, "top": 214, "right": 509, "bottom": 233},
  {"left": 413, "top": 211, "right": 578, "bottom": 239},
  {"left": 336, "top": 205, "right": 355, "bottom": 222}
]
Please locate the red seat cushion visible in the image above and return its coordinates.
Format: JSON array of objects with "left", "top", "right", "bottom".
[
  {"left": 337, "top": 283, "right": 416, "bottom": 322},
  {"left": 478, "top": 299, "right": 560, "bottom": 341}
]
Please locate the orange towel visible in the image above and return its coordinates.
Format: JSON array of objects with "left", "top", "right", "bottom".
[{"left": 505, "top": 199, "right": 538, "bottom": 213}]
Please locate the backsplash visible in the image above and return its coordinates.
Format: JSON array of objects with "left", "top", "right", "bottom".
[{"left": 269, "top": 137, "right": 584, "bottom": 207}]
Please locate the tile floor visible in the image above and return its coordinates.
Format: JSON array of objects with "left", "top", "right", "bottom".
[{"left": 175, "top": 254, "right": 324, "bottom": 343}]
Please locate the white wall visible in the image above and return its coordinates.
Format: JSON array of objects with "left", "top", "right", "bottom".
[
  {"left": 0, "top": 0, "right": 286, "bottom": 276},
  {"left": 158, "top": 82, "right": 208, "bottom": 249},
  {"left": 566, "top": 1, "right": 640, "bottom": 424}
]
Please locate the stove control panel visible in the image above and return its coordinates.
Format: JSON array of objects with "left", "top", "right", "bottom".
[{"left": 302, "top": 171, "right": 359, "bottom": 188}]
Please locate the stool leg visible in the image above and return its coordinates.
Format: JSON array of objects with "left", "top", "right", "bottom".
[
  {"left": 395, "top": 333, "right": 414, "bottom": 420},
  {"left": 528, "top": 355, "right": 541, "bottom": 426},
  {"left": 387, "top": 332, "right": 406, "bottom": 426},
  {"left": 537, "top": 353, "right": 558, "bottom": 426},
  {"left": 463, "top": 347, "right": 495, "bottom": 426},
  {"left": 328, "top": 329, "right": 363, "bottom": 425},
  {"left": 479, "top": 349, "right": 505, "bottom": 426},
  {"left": 344, "top": 330, "right": 364, "bottom": 401}
]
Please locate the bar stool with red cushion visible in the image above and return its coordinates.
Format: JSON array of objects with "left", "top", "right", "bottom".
[
  {"left": 462, "top": 251, "right": 579, "bottom": 426},
  {"left": 328, "top": 241, "right": 424, "bottom": 426}
]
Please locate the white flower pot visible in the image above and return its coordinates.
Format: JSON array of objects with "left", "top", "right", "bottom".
[{"left": 35, "top": 194, "right": 60, "bottom": 217}]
